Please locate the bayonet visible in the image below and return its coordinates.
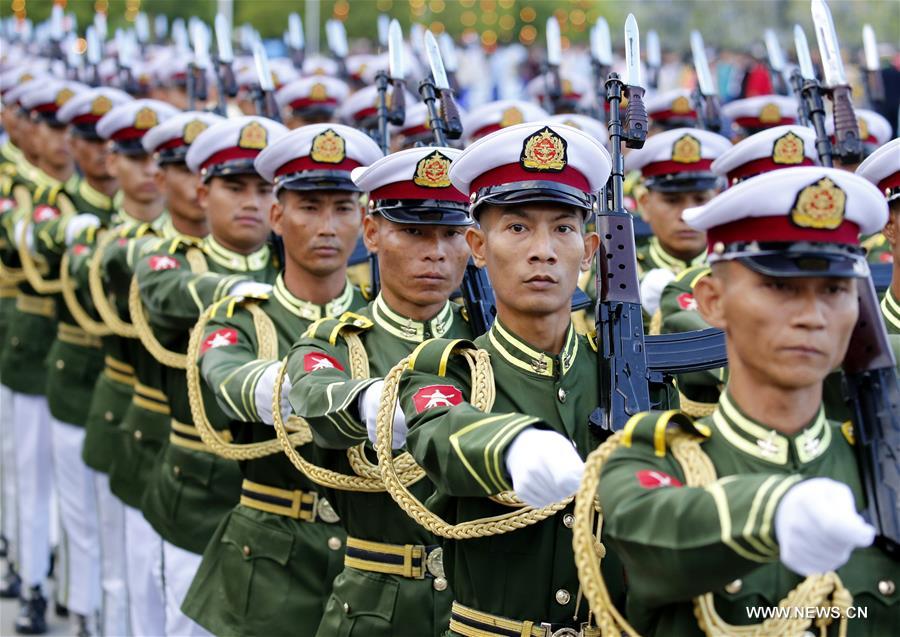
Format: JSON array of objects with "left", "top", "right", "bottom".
[
  {"left": 423, "top": 30, "right": 462, "bottom": 141},
  {"left": 252, "top": 40, "right": 280, "bottom": 121},
  {"left": 326, "top": 19, "right": 349, "bottom": 78},
  {"left": 542, "top": 16, "right": 562, "bottom": 114},
  {"left": 287, "top": 13, "right": 304, "bottom": 69},
  {"left": 377, "top": 14, "right": 390, "bottom": 51},
  {"left": 213, "top": 14, "right": 236, "bottom": 114},
  {"left": 154, "top": 14, "right": 167, "bottom": 43},
  {"left": 624, "top": 14, "right": 642, "bottom": 88},
  {"left": 811, "top": 0, "right": 846, "bottom": 86},
  {"left": 93, "top": 12, "right": 107, "bottom": 42},
  {"left": 388, "top": 19, "right": 405, "bottom": 80},
  {"left": 764, "top": 28, "right": 792, "bottom": 94},
  {"left": 646, "top": 29, "right": 661, "bottom": 89},
  {"left": 134, "top": 12, "right": 149, "bottom": 47},
  {"left": 546, "top": 16, "right": 561, "bottom": 66},
  {"left": 215, "top": 14, "right": 234, "bottom": 64},
  {"left": 862, "top": 24, "right": 885, "bottom": 106},
  {"left": 594, "top": 17, "right": 613, "bottom": 66},
  {"left": 172, "top": 18, "right": 189, "bottom": 55},
  {"left": 438, "top": 32, "right": 460, "bottom": 91},
  {"left": 425, "top": 30, "right": 449, "bottom": 90},
  {"left": 690, "top": 30, "right": 715, "bottom": 96},
  {"left": 794, "top": 24, "right": 816, "bottom": 80}
]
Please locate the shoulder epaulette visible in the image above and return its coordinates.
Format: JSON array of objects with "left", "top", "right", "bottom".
[
  {"left": 840, "top": 421, "right": 855, "bottom": 446},
  {"left": 360, "top": 284, "right": 373, "bottom": 301},
  {"left": 586, "top": 330, "right": 599, "bottom": 352},
  {"left": 306, "top": 311, "right": 374, "bottom": 345},
  {"left": 408, "top": 338, "right": 478, "bottom": 376},
  {"left": 164, "top": 235, "right": 204, "bottom": 254},
  {"left": 673, "top": 265, "right": 711, "bottom": 286},
  {"left": 620, "top": 409, "right": 711, "bottom": 458},
  {"left": 47, "top": 183, "right": 64, "bottom": 205},
  {"left": 207, "top": 294, "right": 265, "bottom": 321}
]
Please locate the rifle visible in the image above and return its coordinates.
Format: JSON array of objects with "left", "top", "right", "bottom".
[
  {"left": 589, "top": 18, "right": 613, "bottom": 115},
  {"left": 212, "top": 14, "right": 237, "bottom": 117},
  {"left": 286, "top": 13, "right": 305, "bottom": 70},
  {"left": 809, "top": 0, "right": 899, "bottom": 560},
  {"left": 251, "top": 40, "right": 281, "bottom": 123},
  {"left": 764, "top": 28, "right": 792, "bottom": 95},
  {"left": 542, "top": 17, "right": 562, "bottom": 115},
  {"left": 862, "top": 25, "right": 885, "bottom": 109},
  {"left": 326, "top": 19, "right": 350, "bottom": 80},
  {"left": 189, "top": 20, "right": 211, "bottom": 112},
  {"left": 645, "top": 30, "right": 661, "bottom": 91},
  {"left": 437, "top": 33, "right": 460, "bottom": 94},
  {"left": 154, "top": 15, "right": 168, "bottom": 45},
  {"left": 689, "top": 31, "right": 728, "bottom": 136},
  {"left": 590, "top": 14, "right": 728, "bottom": 434}
]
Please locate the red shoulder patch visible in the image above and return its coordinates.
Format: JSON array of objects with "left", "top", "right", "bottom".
[
  {"left": 117, "top": 238, "right": 128, "bottom": 246},
  {"left": 72, "top": 244, "right": 89, "bottom": 256},
  {"left": 148, "top": 255, "right": 180, "bottom": 271},
  {"left": 636, "top": 469, "right": 683, "bottom": 489},
  {"left": 879, "top": 252, "right": 893, "bottom": 264},
  {"left": 676, "top": 293, "right": 697, "bottom": 311},
  {"left": 412, "top": 384, "right": 464, "bottom": 413},
  {"left": 33, "top": 204, "right": 60, "bottom": 222},
  {"left": 0, "top": 198, "right": 15, "bottom": 213},
  {"left": 303, "top": 352, "right": 345, "bottom": 372},
  {"left": 200, "top": 328, "right": 238, "bottom": 354}
]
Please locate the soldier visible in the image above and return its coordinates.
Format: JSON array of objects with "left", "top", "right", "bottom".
[
  {"left": 619, "top": 128, "right": 731, "bottom": 319},
  {"left": 385, "top": 122, "right": 618, "bottom": 636},
  {"left": 181, "top": 123, "right": 381, "bottom": 635},
  {"left": 275, "top": 76, "right": 350, "bottom": 129},
  {"left": 856, "top": 137, "right": 900, "bottom": 333},
  {"left": 720, "top": 94, "right": 799, "bottom": 139},
  {"left": 645, "top": 89, "right": 700, "bottom": 133},
  {"left": 72, "top": 97, "right": 178, "bottom": 637},
  {"left": 597, "top": 167, "right": 898, "bottom": 636},
  {"left": 286, "top": 145, "right": 473, "bottom": 636},
  {"left": 134, "top": 115, "right": 285, "bottom": 637},
  {"left": 2, "top": 78, "right": 86, "bottom": 635}
]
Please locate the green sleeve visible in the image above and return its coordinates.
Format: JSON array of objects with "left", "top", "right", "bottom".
[
  {"left": 399, "top": 339, "right": 544, "bottom": 498},
  {"left": 135, "top": 242, "right": 248, "bottom": 331},
  {"left": 598, "top": 412, "right": 801, "bottom": 606},
  {"left": 882, "top": 288, "right": 900, "bottom": 335},
  {"left": 286, "top": 320, "right": 378, "bottom": 449},
  {"left": 197, "top": 300, "right": 269, "bottom": 423}
]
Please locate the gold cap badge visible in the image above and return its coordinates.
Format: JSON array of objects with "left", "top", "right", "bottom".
[
  {"left": 521, "top": 126, "right": 567, "bottom": 172},
  {"left": 671, "top": 95, "right": 692, "bottom": 114},
  {"left": 413, "top": 151, "right": 452, "bottom": 188},
  {"left": 90, "top": 95, "right": 112, "bottom": 116},
  {"left": 309, "top": 82, "right": 328, "bottom": 101},
  {"left": 310, "top": 128, "right": 346, "bottom": 164},
  {"left": 759, "top": 102, "right": 781, "bottom": 124},
  {"left": 134, "top": 106, "right": 159, "bottom": 130},
  {"left": 671, "top": 134, "right": 701, "bottom": 164},
  {"left": 790, "top": 177, "right": 846, "bottom": 230},
  {"left": 183, "top": 120, "right": 209, "bottom": 145},
  {"left": 237, "top": 121, "right": 268, "bottom": 150},
  {"left": 499, "top": 106, "right": 524, "bottom": 128},
  {"left": 55, "top": 88, "right": 75, "bottom": 107},
  {"left": 772, "top": 131, "right": 804, "bottom": 165}
]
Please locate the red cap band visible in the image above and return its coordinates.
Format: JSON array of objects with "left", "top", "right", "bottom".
[
  {"left": 878, "top": 172, "right": 900, "bottom": 193},
  {"left": 274, "top": 156, "right": 361, "bottom": 178},
  {"left": 471, "top": 162, "right": 591, "bottom": 195},
  {"left": 200, "top": 147, "right": 261, "bottom": 172},
  {"left": 649, "top": 108, "right": 698, "bottom": 121},
  {"left": 707, "top": 216, "right": 860, "bottom": 251},
  {"left": 727, "top": 156, "right": 816, "bottom": 182},
  {"left": 371, "top": 182, "right": 468, "bottom": 202},
  {"left": 734, "top": 116, "right": 795, "bottom": 128},
  {"left": 642, "top": 159, "right": 714, "bottom": 178},
  {"left": 111, "top": 127, "right": 151, "bottom": 142},
  {"left": 290, "top": 97, "right": 339, "bottom": 109}
]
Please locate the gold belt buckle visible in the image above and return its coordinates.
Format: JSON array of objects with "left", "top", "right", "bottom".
[
  {"left": 315, "top": 496, "right": 340, "bottom": 523},
  {"left": 424, "top": 546, "right": 444, "bottom": 579},
  {"left": 541, "top": 626, "right": 579, "bottom": 637}
]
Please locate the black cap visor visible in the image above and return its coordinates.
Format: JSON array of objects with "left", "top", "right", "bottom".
[
  {"left": 201, "top": 158, "right": 259, "bottom": 182},
  {"left": 111, "top": 139, "right": 150, "bottom": 157},
  {"left": 276, "top": 170, "right": 360, "bottom": 194},
  {"left": 471, "top": 180, "right": 594, "bottom": 219},
  {"left": 645, "top": 172, "right": 722, "bottom": 193},
  {"left": 375, "top": 199, "right": 472, "bottom": 226},
  {"left": 717, "top": 242, "right": 869, "bottom": 278}
]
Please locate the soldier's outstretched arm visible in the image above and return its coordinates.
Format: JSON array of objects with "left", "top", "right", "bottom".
[
  {"left": 597, "top": 413, "right": 802, "bottom": 605},
  {"left": 286, "top": 323, "right": 380, "bottom": 450}
]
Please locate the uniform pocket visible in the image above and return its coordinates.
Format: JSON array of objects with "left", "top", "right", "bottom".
[
  {"left": 322, "top": 567, "right": 400, "bottom": 637},
  {"left": 836, "top": 546, "right": 899, "bottom": 633},
  {"left": 219, "top": 509, "right": 295, "bottom": 618}
]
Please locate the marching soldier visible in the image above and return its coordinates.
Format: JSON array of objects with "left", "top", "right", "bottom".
[
  {"left": 286, "top": 145, "right": 473, "bottom": 636},
  {"left": 856, "top": 138, "right": 900, "bottom": 333},
  {"left": 181, "top": 123, "right": 381, "bottom": 635},
  {"left": 2, "top": 78, "right": 86, "bottom": 634},
  {"left": 72, "top": 97, "right": 178, "bottom": 636},
  {"left": 275, "top": 76, "right": 350, "bottom": 129},
  {"left": 597, "top": 168, "right": 898, "bottom": 636},
  {"left": 623, "top": 127, "right": 732, "bottom": 318},
  {"left": 134, "top": 115, "right": 285, "bottom": 636},
  {"left": 386, "top": 122, "right": 622, "bottom": 636}
]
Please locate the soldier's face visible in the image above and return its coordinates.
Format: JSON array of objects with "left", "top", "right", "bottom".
[
  {"left": 694, "top": 262, "right": 858, "bottom": 391},
  {"left": 471, "top": 203, "right": 598, "bottom": 318},
  {"left": 199, "top": 174, "right": 273, "bottom": 253},
  {"left": 639, "top": 188, "right": 715, "bottom": 260},
  {"left": 70, "top": 136, "right": 111, "bottom": 181},
  {"left": 36, "top": 121, "right": 71, "bottom": 169},
  {"left": 882, "top": 202, "right": 899, "bottom": 262},
  {"left": 158, "top": 163, "right": 203, "bottom": 222},
  {"left": 271, "top": 189, "right": 362, "bottom": 276},
  {"left": 363, "top": 215, "right": 469, "bottom": 309},
  {"left": 107, "top": 152, "right": 161, "bottom": 204}
]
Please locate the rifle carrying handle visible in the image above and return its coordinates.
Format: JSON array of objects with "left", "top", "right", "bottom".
[
  {"left": 830, "top": 85, "right": 863, "bottom": 163},
  {"left": 440, "top": 90, "right": 463, "bottom": 139},
  {"left": 623, "top": 86, "right": 648, "bottom": 149}
]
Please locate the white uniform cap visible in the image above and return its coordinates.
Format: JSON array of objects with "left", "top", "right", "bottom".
[
  {"left": 336, "top": 84, "right": 419, "bottom": 126},
  {"left": 644, "top": 89, "right": 698, "bottom": 126},
  {"left": 19, "top": 80, "right": 88, "bottom": 123},
  {"left": 856, "top": 138, "right": 900, "bottom": 202},
  {"left": 547, "top": 114, "right": 607, "bottom": 146},
  {"left": 711, "top": 125, "right": 819, "bottom": 184},
  {"left": 57, "top": 87, "right": 133, "bottom": 139},
  {"left": 722, "top": 95, "right": 799, "bottom": 131},
  {"left": 96, "top": 99, "right": 180, "bottom": 154},
  {"left": 461, "top": 99, "right": 549, "bottom": 143},
  {"left": 275, "top": 76, "right": 350, "bottom": 113},
  {"left": 624, "top": 127, "right": 732, "bottom": 191},
  {"left": 185, "top": 116, "right": 288, "bottom": 179},
  {"left": 141, "top": 111, "right": 226, "bottom": 163}
]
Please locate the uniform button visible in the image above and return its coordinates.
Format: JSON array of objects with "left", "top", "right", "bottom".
[
  {"left": 242, "top": 545, "right": 251, "bottom": 557},
  {"left": 10, "top": 337, "right": 19, "bottom": 346},
  {"left": 433, "top": 577, "right": 448, "bottom": 592},
  {"left": 55, "top": 359, "right": 64, "bottom": 370},
  {"left": 342, "top": 602, "right": 350, "bottom": 614},
  {"left": 133, "top": 430, "right": 142, "bottom": 441},
  {"left": 104, "top": 411, "right": 114, "bottom": 422},
  {"left": 555, "top": 589, "right": 570, "bottom": 605},
  {"left": 173, "top": 465, "right": 181, "bottom": 477},
  {"left": 557, "top": 388, "right": 567, "bottom": 403},
  {"left": 878, "top": 579, "right": 895, "bottom": 596},
  {"left": 563, "top": 514, "right": 575, "bottom": 528},
  {"left": 327, "top": 537, "right": 342, "bottom": 551},
  {"left": 724, "top": 579, "right": 742, "bottom": 594}
]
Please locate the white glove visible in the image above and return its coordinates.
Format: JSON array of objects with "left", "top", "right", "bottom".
[
  {"left": 506, "top": 428, "right": 584, "bottom": 508},
  {"left": 255, "top": 362, "right": 292, "bottom": 426},
  {"left": 13, "top": 219, "right": 33, "bottom": 252},
  {"left": 64, "top": 213, "right": 101, "bottom": 245},
  {"left": 359, "top": 379, "right": 407, "bottom": 449},
  {"left": 775, "top": 477, "right": 875, "bottom": 575},
  {"left": 229, "top": 281, "right": 273, "bottom": 299},
  {"left": 639, "top": 268, "right": 677, "bottom": 316}
]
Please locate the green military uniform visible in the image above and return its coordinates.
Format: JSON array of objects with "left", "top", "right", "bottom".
[
  {"left": 136, "top": 235, "right": 279, "bottom": 552},
  {"left": 287, "top": 294, "right": 472, "bottom": 636},
  {"left": 598, "top": 398, "right": 899, "bottom": 636},
  {"left": 182, "top": 275, "right": 365, "bottom": 634},
  {"left": 394, "top": 321, "right": 624, "bottom": 634},
  {"left": 637, "top": 236, "right": 707, "bottom": 278},
  {"left": 882, "top": 287, "right": 900, "bottom": 335},
  {"left": 862, "top": 233, "right": 892, "bottom": 264}
]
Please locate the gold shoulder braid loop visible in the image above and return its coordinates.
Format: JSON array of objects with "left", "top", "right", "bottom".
[
  {"left": 271, "top": 328, "right": 428, "bottom": 492},
  {"left": 88, "top": 230, "right": 137, "bottom": 338},
  {"left": 572, "top": 428, "right": 853, "bottom": 637},
  {"left": 130, "top": 249, "right": 207, "bottom": 369},
  {"left": 0, "top": 185, "right": 28, "bottom": 284},
  {"left": 17, "top": 216, "right": 62, "bottom": 294},
  {"left": 186, "top": 302, "right": 312, "bottom": 460},
  {"left": 375, "top": 351, "right": 574, "bottom": 540},
  {"left": 59, "top": 251, "right": 111, "bottom": 336}
]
